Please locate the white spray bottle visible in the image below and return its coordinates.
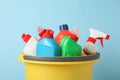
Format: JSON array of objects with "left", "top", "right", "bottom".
[
  {"left": 21, "top": 33, "right": 38, "bottom": 56},
  {"left": 83, "top": 28, "right": 110, "bottom": 55}
]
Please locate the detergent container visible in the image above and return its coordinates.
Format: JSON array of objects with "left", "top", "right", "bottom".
[
  {"left": 60, "top": 36, "right": 82, "bottom": 57},
  {"left": 18, "top": 53, "right": 100, "bottom": 80},
  {"left": 36, "top": 29, "right": 60, "bottom": 57}
]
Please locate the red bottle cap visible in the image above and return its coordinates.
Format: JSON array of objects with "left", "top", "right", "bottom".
[
  {"left": 22, "top": 33, "right": 31, "bottom": 43},
  {"left": 39, "top": 29, "right": 54, "bottom": 38},
  {"left": 39, "top": 29, "right": 46, "bottom": 37}
]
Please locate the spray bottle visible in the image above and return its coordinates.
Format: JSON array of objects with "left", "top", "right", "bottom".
[
  {"left": 36, "top": 29, "right": 60, "bottom": 57},
  {"left": 55, "top": 24, "right": 79, "bottom": 45},
  {"left": 21, "top": 33, "right": 38, "bottom": 56},
  {"left": 83, "top": 28, "right": 110, "bottom": 55}
]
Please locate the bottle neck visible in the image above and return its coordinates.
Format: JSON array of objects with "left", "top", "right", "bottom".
[{"left": 87, "top": 37, "right": 96, "bottom": 44}]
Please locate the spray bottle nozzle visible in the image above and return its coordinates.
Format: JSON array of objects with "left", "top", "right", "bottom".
[
  {"left": 96, "top": 34, "right": 110, "bottom": 47},
  {"left": 96, "top": 38, "right": 104, "bottom": 47},
  {"left": 106, "top": 34, "right": 110, "bottom": 40}
]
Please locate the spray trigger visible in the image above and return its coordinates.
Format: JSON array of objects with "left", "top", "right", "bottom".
[{"left": 97, "top": 38, "right": 104, "bottom": 47}]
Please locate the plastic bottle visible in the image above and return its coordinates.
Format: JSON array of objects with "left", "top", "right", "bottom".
[
  {"left": 21, "top": 33, "right": 38, "bottom": 56},
  {"left": 60, "top": 36, "right": 82, "bottom": 57},
  {"left": 83, "top": 28, "right": 110, "bottom": 55},
  {"left": 36, "top": 29, "right": 60, "bottom": 57},
  {"left": 71, "top": 27, "right": 80, "bottom": 38},
  {"left": 55, "top": 24, "right": 79, "bottom": 45}
]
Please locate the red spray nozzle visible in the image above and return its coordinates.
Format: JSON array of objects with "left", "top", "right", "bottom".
[
  {"left": 106, "top": 34, "right": 110, "bottom": 40},
  {"left": 87, "top": 34, "right": 110, "bottom": 47},
  {"left": 22, "top": 33, "right": 31, "bottom": 43},
  {"left": 96, "top": 38, "right": 104, "bottom": 47},
  {"left": 96, "top": 34, "right": 110, "bottom": 47}
]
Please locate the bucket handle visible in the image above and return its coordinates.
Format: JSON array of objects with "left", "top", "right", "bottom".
[{"left": 18, "top": 53, "right": 24, "bottom": 61}]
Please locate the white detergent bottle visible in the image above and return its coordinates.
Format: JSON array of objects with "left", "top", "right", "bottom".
[{"left": 21, "top": 33, "right": 38, "bottom": 56}]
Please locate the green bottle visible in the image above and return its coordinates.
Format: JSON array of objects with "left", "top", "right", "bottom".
[{"left": 60, "top": 36, "right": 82, "bottom": 57}]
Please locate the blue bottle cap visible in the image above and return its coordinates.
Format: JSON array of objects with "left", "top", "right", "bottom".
[{"left": 59, "top": 24, "right": 69, "bottom": 31}]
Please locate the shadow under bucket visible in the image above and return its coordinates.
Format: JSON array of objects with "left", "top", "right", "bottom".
[{"left": 19, "top": 53, "right": 100, "bottom": 80}]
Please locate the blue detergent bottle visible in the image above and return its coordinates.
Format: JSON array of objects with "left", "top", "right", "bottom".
[{"left": 36, "top": 29, "right": 60, "bottom": 57}]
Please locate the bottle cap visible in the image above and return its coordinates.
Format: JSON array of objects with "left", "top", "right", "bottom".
[
  {"left": 39, "top": 29, "right": 46, "bottom": 37},
  {"left": 39, "top": 29, "right": 54, "bottom": 38},
  {"left": 38, "top": 26, "right": 45, "bottom": 34},
  {"left": 22, "top": 33, "right": 31, "bottom": 43},
  {"left": 59, "top": 24, "right": 69, "bottom": 31}
]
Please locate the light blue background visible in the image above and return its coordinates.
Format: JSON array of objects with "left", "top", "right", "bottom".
[{"left": 0, "top": 0, "right": 120, "bottom": 80}]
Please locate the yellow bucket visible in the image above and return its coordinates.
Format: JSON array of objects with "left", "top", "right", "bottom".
[{"left": 19, "top": 53, "right": 100, "bottom": 80}]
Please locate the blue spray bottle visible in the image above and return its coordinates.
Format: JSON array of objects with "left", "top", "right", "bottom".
[{"left": 36, "top": 29, "right": 60, "bottom": 57}]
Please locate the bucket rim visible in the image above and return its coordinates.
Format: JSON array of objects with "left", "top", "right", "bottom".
[{"left": 22, "top": 53, "right": 100, "bottom": 62}]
